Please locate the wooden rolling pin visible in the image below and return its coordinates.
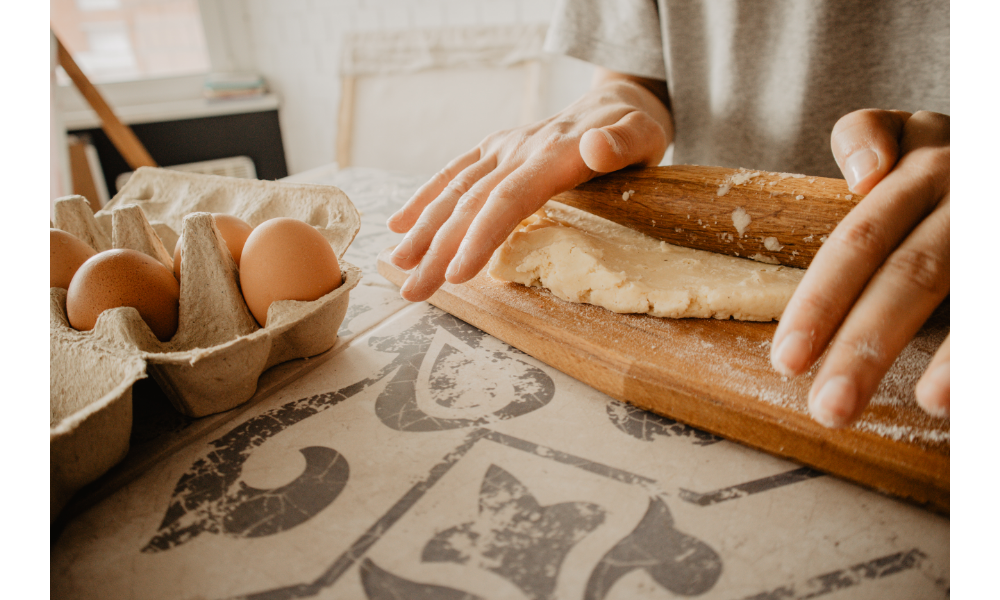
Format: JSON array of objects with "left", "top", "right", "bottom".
[{"left": 552, "top": 165, "right": 863, "bottom": 270}]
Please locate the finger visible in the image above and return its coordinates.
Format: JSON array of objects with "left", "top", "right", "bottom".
[
  {"left": 915, "top": 333, "right": 949, "bottom": 418},
  {"left": 387, "top": 147, "right": 481, "bottom": 234},
  {"left": 830, "top": 109, "right": 910, "bottom": 194},
  {"left": 807, "top": 199, "right": 949, "bottom": 428},
  {"left": 446, "top": 148, "right": 595, "bottom": 285},
  {"left": 389, "top": 156, "right": 496, "bottom": 270},
  {"left": 771, "top": 116, "right": 950, "bottom": 377},
  {"left": 579, "top": 110, "right": 668, "bottom": 173},
  {"left": 399, "top": 163, "right": 519, "bottom": 301}
]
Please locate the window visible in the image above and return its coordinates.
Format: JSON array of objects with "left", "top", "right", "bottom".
[{"left": 51, "top": 0, "right": 210, "bottom": 84}]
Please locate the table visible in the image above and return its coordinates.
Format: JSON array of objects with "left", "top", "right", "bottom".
[{"left": 50, "top": 166, "right": 950, "bottom": 599}]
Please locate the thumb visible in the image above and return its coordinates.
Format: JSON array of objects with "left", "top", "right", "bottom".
[
  {"left": 830, "top": 109, "right": 910, "bottom": 194},
  {"left": 579, "top": 110, "right": 667, "bottom": 174}
]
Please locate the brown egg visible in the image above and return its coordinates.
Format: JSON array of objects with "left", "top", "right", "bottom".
[
  {"left": 174, "top": 213, "right": 254, "bottom": 279},
  {"left": 239, "top": 217, "right": 342, "bottom": 326},
  {"left": 51, "top": 228, "right": 96, "bottom": 289},
  {"left": 67, "top": 249, "right": 181, "bottom": 342}
]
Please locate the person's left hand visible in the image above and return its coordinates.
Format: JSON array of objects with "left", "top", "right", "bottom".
[{"left": 770, "top": 109, "right": 950, "bottom": 428}]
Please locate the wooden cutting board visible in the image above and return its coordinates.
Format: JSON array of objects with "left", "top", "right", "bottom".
[{"left": 377, "top": 249, "right": 949, "bottom": 513}]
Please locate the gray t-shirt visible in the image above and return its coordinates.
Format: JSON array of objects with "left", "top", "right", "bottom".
[{"left": 544, "top": 0, "right": 950, "bottom": 178}]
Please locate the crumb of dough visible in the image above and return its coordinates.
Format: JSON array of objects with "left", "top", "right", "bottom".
[
  {"left": 731, "top": 170, "right": 761, "bottom": 185},
  {"left": 731, "top": 207, "right": 751, "bottom": 236},
  {"left": 803, "top": 235, "right": 814, "bottom": 242},
  {"left": 763, "top": 237, "right": 783, "bottom": 251},
  {"left": 795, "top": 195, "right": 805, "bottom": 200},
  {"left": 622, "top": 192, "right": 629, "bottom": 201},
  {"left": 846, "top": 194, "right": 853, "bottom": 200},
  {"left": 819, "top": 235, "right": 828, "bottom": 243},
  {"left": 717, "top": 169, "right": 761, "bottom": 197},
  {"left": 749, "top": 253, "right": 781, "bottom": 264}
]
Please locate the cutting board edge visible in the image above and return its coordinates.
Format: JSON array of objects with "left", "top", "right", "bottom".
[{"left": 376, "top": 250, "right": 949, "bottom": 514}]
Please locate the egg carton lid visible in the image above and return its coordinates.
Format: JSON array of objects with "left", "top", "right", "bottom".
[{"left": 101, "top": 166, "right": 361, "bottom": 258}]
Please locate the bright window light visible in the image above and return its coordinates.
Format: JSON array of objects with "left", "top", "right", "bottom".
[{"left": 52, "top": 0, "right": 210, "bottom": 83}]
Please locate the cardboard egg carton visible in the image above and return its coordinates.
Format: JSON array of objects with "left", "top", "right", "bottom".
[{"left": 50, "top": 167, "right": 362, "bottom": 519}]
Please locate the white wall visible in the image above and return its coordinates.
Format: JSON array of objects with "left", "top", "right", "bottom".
[{"left": 208, "top": 0, "right": 594, "bottom": 175}]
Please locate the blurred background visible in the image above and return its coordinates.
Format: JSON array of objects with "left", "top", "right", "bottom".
[{"left": 50, "top": 0, "right": 595, "bottom": 213}]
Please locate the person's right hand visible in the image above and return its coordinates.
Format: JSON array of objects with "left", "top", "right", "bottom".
[{"left": 386, "top": 67, "right": 674, "bottom": 302}]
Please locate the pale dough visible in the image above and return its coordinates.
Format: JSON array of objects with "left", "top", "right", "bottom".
[{"left": 488, "top": 202, "right": 804, "bottom": 321}]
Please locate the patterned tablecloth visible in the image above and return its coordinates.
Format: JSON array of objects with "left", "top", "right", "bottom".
[{"left": 51, "top": 166, "right": 949, "bottom": 600}]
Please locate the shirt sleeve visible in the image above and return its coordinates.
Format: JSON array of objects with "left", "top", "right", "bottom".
[{"left": 543, "top": 0, "right": 666, "bottom": 80}]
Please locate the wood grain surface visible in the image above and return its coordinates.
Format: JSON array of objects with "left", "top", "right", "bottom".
[
  {"left": 378, "top": 249, "right": 949, "bottom": 514},
  {"left": 553, "top": 165, "right": 861, "bottom": 269}
]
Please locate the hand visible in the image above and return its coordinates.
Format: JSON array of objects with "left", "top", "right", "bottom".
[
  {"left": 770, "top": 109, "right": 950, "bottom": 427},
  {"left": 386, "top": 68, "right": 673, "bottom": 302}
]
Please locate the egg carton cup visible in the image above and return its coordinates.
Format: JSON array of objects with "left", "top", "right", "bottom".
[{"left": 50, "top": 167, "right": 362, "bottom": 519}]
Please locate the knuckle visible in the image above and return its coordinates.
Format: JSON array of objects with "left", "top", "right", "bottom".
[
  {"left": 912, "top": 110, "right": 950, "bottom": 128},
  {"left": 444, "top": 177, "right": 473, "bottom": 197},
  {"left": 513, "top": 130, "right": 534, "bottom": 149},
  {"left": 899, "top": 146, "right": 950, "bottom": 193},
  {"left": 829, "top": 335, "right": 888, "bottom": 369},
  {"left": 431, "top": 169, "right": 453, "bottom": 187},
  {"left": 790, "top": 290, "right": 842, "bottom": 324},
  {"left": 538, "top": 131, "right": 569, "bottom": 154},
  {"left": 548, "top": 117, "right": 574, "bottom": 135},
  {"left": 829, "top": 218, "right": 889, "bottom": 258},
  {"left": 453, "top": 192, "right": 484, "bottom": 218},
  {"left": 406, "top": 224, "right": 434, "bottom": 247},
  {"left": 880, "top": 246, "right": 950, "bottom": 296}
]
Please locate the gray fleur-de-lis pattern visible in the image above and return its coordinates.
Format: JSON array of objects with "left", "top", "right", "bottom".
[{"left": 50, "top": 168, "right": 950, "bottom": 600}]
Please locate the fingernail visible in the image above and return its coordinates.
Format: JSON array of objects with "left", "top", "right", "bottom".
[
  {"left": 809, "top": 376, "right": 856, "bottom": 428},
  {"left": 843, "top": 149, "right": 879, "bottom": 192},
  {"left": 446, "top": 247, "right": 466, "bottom": 281},
  {"left": 598, "top": 128, "right": 622, "bottom": 156},
  {"left": 392, "top": 238, "right": 413, "bottom": 262},
  {"left": 916, "top": 361, "right": 950, "bottom": 418},
  {"left": 400, "top": 273, "right": 416, "bottom": 297},
  {"left": 772, "top": 331, "right": 811, "bottom": 376}
]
